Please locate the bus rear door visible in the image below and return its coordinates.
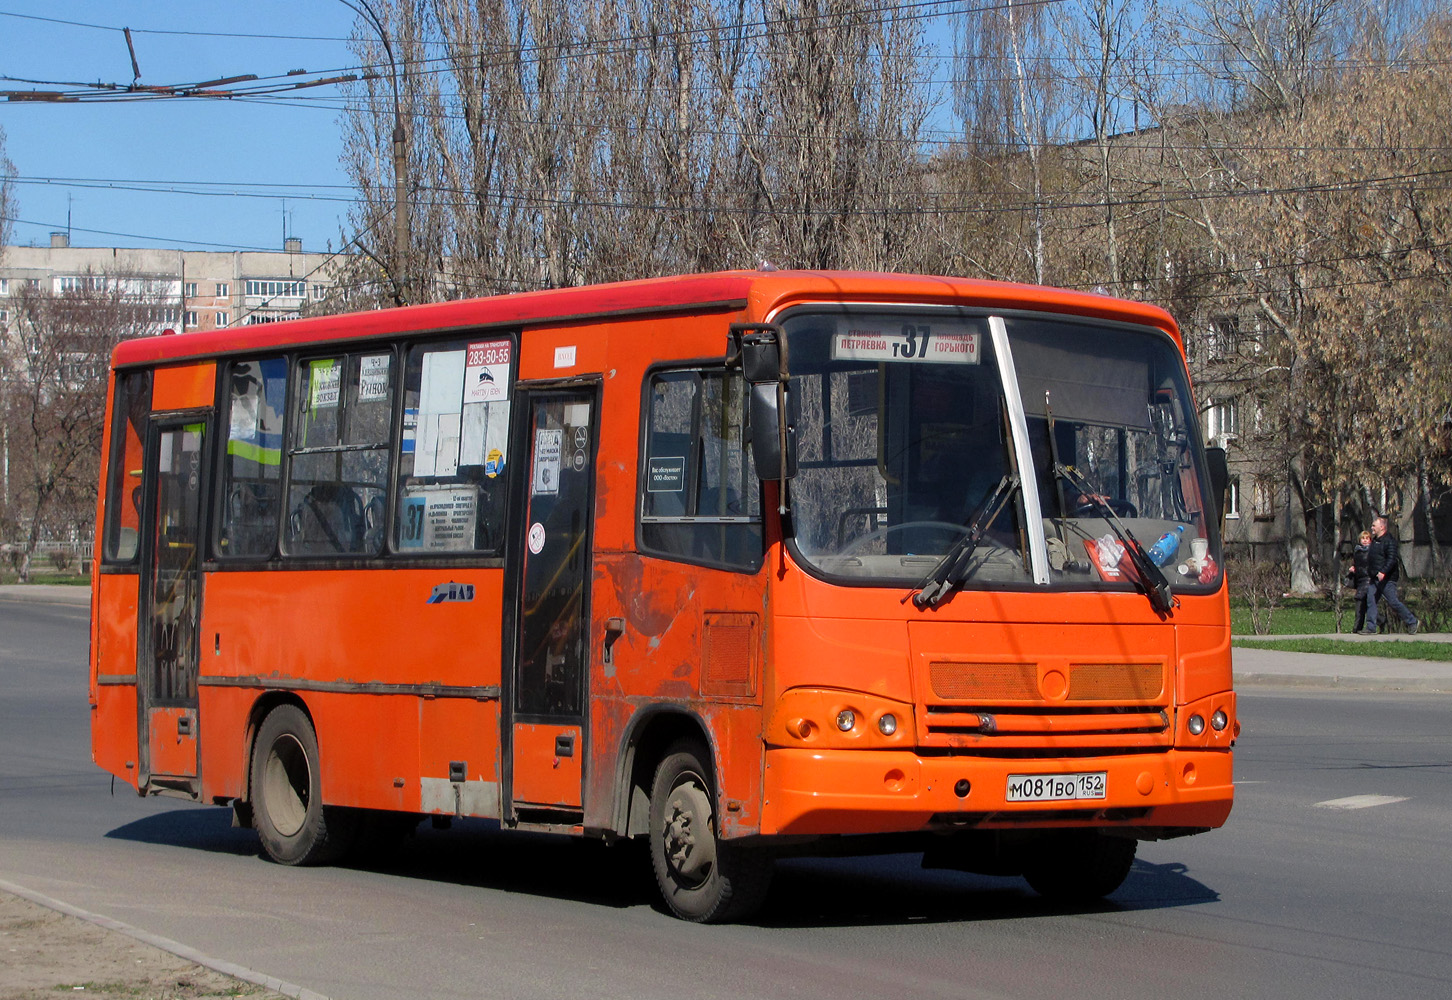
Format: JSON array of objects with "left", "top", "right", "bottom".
[{"left": 137, "top": 416, "right": 209, "bottom": 794}]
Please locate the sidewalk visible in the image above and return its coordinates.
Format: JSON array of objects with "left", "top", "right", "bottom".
[
  {"left": 1233, "top": 631, "right": 1452, "bottom": 693},
  {"left": 5, "top": 583, "right": 1450, "bottom": 692},
  {"left": 0, "top": 583, "right": 90, "bottom": 606}
]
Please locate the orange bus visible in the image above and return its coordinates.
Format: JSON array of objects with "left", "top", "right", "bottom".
[{"left": 90, "top": 270, "right": 1236, "bottom": 922}]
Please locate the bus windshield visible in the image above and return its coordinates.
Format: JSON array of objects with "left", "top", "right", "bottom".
[{"left": 783, "top": 308, "right": 1219, "bottom": 592}]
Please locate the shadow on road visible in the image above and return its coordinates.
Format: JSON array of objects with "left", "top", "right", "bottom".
[{"left": 106, "top": 808, "right": 1218, "bottom": 926}]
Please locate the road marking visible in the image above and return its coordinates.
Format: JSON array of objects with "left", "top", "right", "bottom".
[{"left": 1313, "top": 794, "right": 1409, "bottom": 810}]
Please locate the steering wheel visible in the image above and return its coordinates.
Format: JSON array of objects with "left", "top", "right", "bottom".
[
  {"left": 1072, "top": 498, "right": 1138, "bottom": 519},
  {"left": 836, "top": 520, "right": 979, "bottom": 558}
]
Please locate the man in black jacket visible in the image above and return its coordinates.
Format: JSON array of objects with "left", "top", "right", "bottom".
[{"left": 1368, "top": 515, "right": 1418, "bottom": 634}]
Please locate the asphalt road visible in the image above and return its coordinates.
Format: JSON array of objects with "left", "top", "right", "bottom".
[{"left": 2, "top": 595, "right": 1450, "bottom": 999}]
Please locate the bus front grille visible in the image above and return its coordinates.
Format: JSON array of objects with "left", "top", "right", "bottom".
[{"left": 919, "top": 660, "right": 1171, "bottom": 750}]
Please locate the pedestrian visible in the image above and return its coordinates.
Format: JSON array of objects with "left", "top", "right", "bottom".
[
  {"left": 1349, "top": 530, "right": 1375, "bottom": 634},
  {"left": 1368, "top": 515, "right": 1419, "bottom": 634}
]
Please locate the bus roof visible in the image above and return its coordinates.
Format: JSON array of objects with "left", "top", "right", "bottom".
[{"left": 110, "top": 270, "right": 1181, "bottom": 369}]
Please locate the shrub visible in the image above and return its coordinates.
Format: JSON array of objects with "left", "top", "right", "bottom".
[
  {"left": 1403, "top": 580, "right": 1452, "bottom": 634},
  {"left": 1229, "top": 558, "right": 1288, "bottom": 635}
]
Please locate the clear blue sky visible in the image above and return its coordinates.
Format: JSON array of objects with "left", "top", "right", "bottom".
[
  {"left": 2, "top": 2, "right": 968, "bottom": 257},
  {"left": 1, "top": 1, "right": 362, "bottom": 254}
]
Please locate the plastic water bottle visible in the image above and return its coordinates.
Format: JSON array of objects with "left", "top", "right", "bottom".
[{"left": 1148, "top": 525, "right": 1185, "bottom": 567}]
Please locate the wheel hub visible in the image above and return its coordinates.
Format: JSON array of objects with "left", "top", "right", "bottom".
[{"left": 663, "top": 781, "right": 716, "bottom": 882}]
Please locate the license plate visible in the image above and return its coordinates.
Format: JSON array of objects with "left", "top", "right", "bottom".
[{"left": 1006, "top": 772, "right": 1107, "bottom": 802}]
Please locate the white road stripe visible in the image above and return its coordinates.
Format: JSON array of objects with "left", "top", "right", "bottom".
[{"left": 1313, "top": 794, "right": 1410, "bottom": 810}]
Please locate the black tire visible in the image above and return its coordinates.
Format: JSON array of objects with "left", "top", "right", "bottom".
[
  {"left": 249, "top": 705, "right": 356, "bottom": 865},
  {"left": 648, "top": 741, "right": 772, "bottom": 923},
  {"left": 1021, "top": 830, "right": 1137, "bottom": 902}
]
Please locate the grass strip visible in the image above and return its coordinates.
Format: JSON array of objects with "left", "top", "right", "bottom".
[{"left": 1232, "top": 638, "right": 1452, "bottom": 661}]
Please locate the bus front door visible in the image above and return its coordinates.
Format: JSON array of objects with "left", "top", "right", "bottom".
[
  {"left": 137, "top": 418, "right": 208, "bottom": 794},
  {"left": 507, "top": 385, "right": 598, "bottom": 820}
]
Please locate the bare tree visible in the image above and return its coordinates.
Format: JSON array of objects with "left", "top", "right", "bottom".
[
  {"left": 1, "top": 273, "right": 172, "bottom": 581},
  {"left": 0, "top": 124, "right": 14, "bottom": 253}
]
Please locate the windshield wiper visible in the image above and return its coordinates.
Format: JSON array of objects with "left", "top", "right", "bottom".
[
  {"left": 910, "top": 474, "right": 1019, "bottom": 609},
  {"left": 1045, "top": 394, "right": 1175, "bottom": 616}
]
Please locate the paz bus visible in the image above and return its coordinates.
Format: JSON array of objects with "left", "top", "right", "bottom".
[{"left": 89, "top": 270, "right": 1236, "bottom": 922}]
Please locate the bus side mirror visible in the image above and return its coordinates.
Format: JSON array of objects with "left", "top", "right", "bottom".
[
  {"left": 739, "top": 335, "right": 781, "bottom": 384},
  {"left": 750, "top": 383, "right": 797, "bottom": 481},
  {"left": 1206, "top": 446, "right": 1229, "bottom": 529},
  {"left": 731, "top": 323, "right": 797, "bottom": 485}
]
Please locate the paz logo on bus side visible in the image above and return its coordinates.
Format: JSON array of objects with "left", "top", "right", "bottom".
[{"left": 427, "top": 582, "right": 476, "bottom": 604}]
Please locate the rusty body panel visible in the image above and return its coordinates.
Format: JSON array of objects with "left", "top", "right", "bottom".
[{"left": 90, "top": 270, "right": 1232, "bottom": 879}]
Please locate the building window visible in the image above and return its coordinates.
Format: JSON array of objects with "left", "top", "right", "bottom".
[
  {"left": 1208, "top": 315, "right": 1240, "bottom": 359},
  {"left": 184, "top": 281, "right": 198, "bottom": 298},
  {"left": 245, "top": 279, "right": 306, "bottom": 299},
  {"left": 58, "top": 275, "right": 99, "bottom": 293},
  {"left": 216, "top": 312, "right": 230, "bottom": 327},
  {"left": 245, "top": 312, "right": 300, "bottom": 325},
  {"left": 0, "top": 308, "right": 9, "bottom": 326},
  {"left": 1205, "top": 399, "right": 1239, "bottom": 443},
  {"left": 216, "top": 282, "right": 230, "bottom": 297},
  {"left": 312, "top": 284, "right": 329, "bottom": 301},
  {"left": 1225, "top": 476, "right": 1241, "bottom": 519},
  {"left": 0, "top": 278, "right": 9, "bottom": 296},
  {"left": 184, "top": 311, "right": 198, "bottom": 328},
  {"left": 1252, "top": 479, "right": 1276, "bottom": 520}
]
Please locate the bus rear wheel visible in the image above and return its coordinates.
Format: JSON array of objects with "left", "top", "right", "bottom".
[
  {"left": 1021, "top": 830, "right": 1137, "bottom": 902},
  {"left": 648, "top": 742, "right": 772, "bottom": 923},
  {"left": 250, "top": 705, "right": 355, "bottom": 866}
]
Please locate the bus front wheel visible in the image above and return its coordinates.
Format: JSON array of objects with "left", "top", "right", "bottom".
[
  {"left": 250, "top": 705, "right": 355, "bottom": 866},
  {"left": 648, "top": 742, "right": 772, "bottom": 923},
  {"left": 1021, "top": 830, "right": 1137, "bottom": 902}
]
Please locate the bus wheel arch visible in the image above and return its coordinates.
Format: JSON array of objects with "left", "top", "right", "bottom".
[
  {"left": 247, "top": 700, "right": 356, "bottom": 865},
  {"left": 618, "top": 708, "right": 716, "bottom": 839}
]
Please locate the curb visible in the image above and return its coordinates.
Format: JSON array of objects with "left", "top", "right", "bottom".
[
  {"left": 0, "top": 878, "right": 329, "bottom": 1000},
  {"left": 1234, "top": 673, "right": 1452, "bottom": 694}
]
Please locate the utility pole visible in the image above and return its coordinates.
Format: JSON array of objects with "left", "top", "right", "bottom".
[{"left": 341, "top": 0, "right": 409, "bottom": 307}]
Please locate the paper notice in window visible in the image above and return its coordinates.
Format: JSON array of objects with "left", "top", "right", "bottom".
[
  {"left": 359, "top": 355, "right": 390, "bottom": 401},
  {"left": 416, "top": 350, "right": 465, "bottom": 477},
  {"left": 309, "top": 360, "right": 341, "bottom": 409},
  {"left": 464, "top": 341, "right": 510, "bottom": 404},
  {"left": 532, "top": 428, "right": 562, "bottom": 495}
]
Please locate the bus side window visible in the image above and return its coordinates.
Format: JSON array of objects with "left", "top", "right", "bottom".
[
  {"left": 101, "top": 369, "right": 152, "bottom": 565},
  {"left": 639, "top": 368, "right": 762, "bottom": 571},
  {"left": 393, "top": 338, "right": 513, "bottom": 556},
  {"left": 284, "top": 353, "right": 394, "bottom": 557},
  {"left": 217, "top": 358, "right": 287, "bottom": 559}
]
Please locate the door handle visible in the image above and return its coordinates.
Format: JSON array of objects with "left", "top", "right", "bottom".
[
  {"left": 602, "top": 617, "right": 626, "bottom": 667},
  {"left": 177, "top": 716, "right": 193, "bottom": 737}
]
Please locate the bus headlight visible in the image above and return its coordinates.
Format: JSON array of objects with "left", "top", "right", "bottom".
[
  {"left": 767, "top": 689, "right": 916, "bottom": 749},
  {"left": 1187, "top": 713, "right": 1206, "bottom": 735},
  {"left": 1210, "top": 710, "right": 1228, "bottom": 731}
]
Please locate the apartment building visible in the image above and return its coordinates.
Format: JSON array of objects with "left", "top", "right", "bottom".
[{"left": 0, "top": 233, "right": 347, "bottom": 334}]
